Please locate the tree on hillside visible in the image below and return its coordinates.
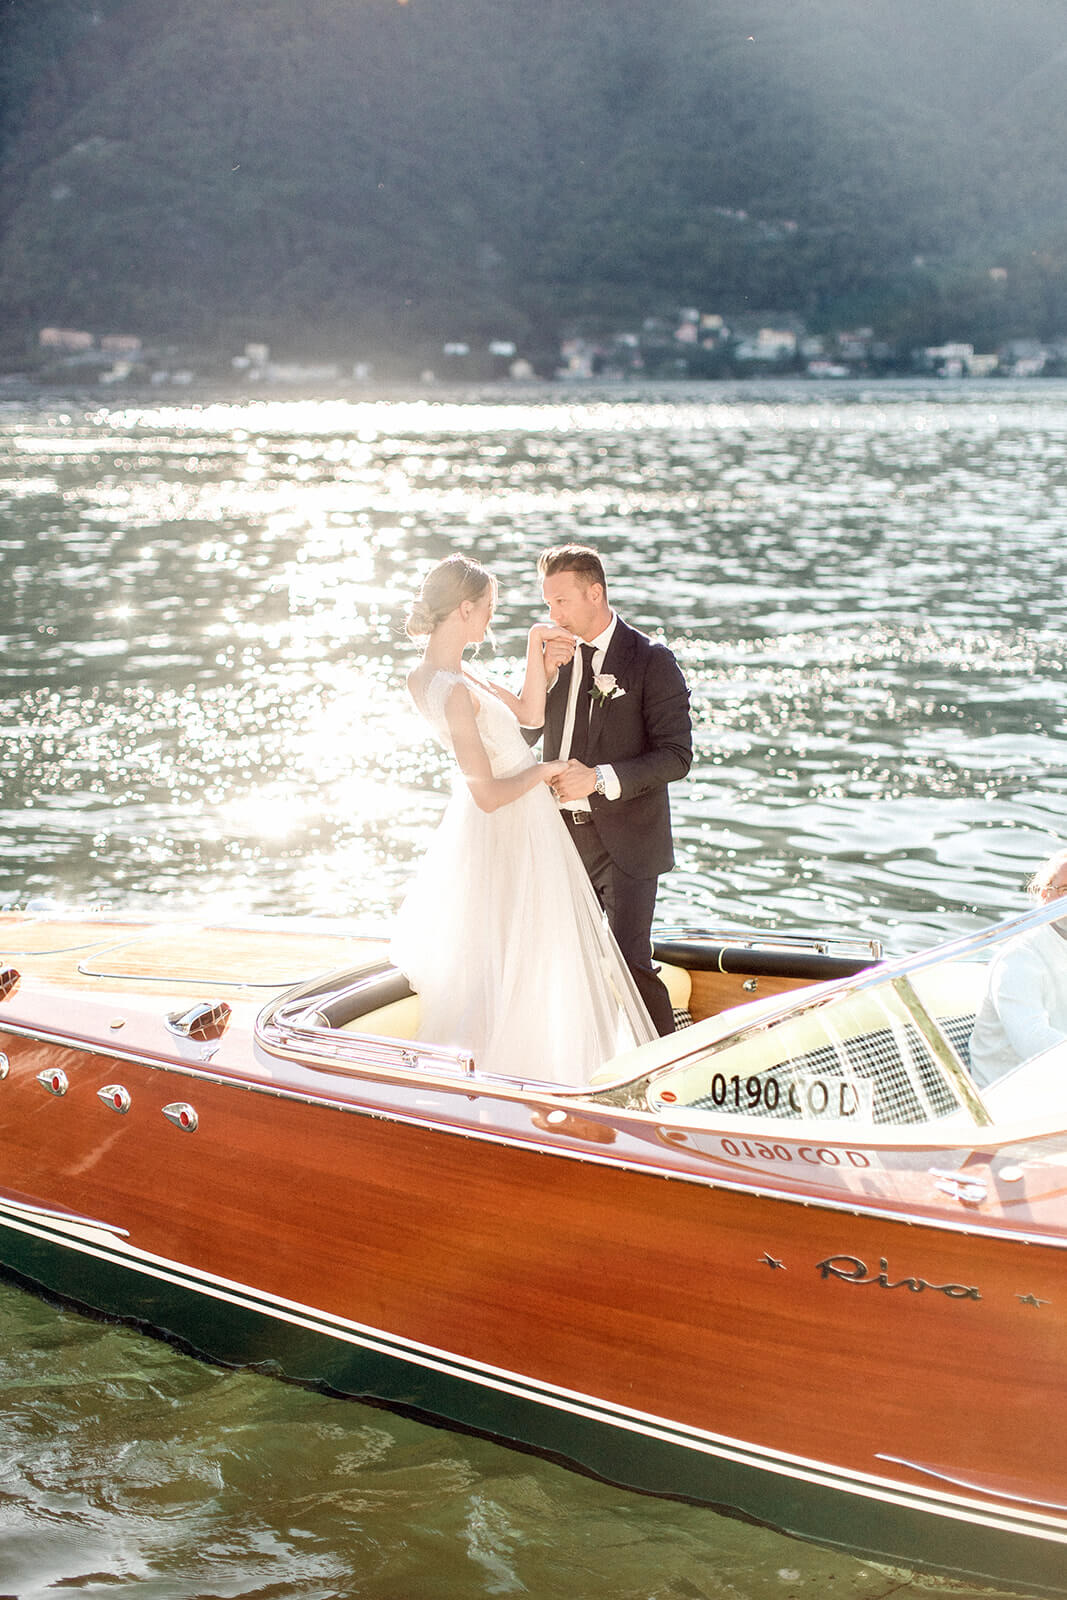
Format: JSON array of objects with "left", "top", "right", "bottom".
[{"left": 1, "top": 0, "right": 1065, "bottom": 360}]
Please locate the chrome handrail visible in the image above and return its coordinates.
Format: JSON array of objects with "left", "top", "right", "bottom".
[{"left": 655, "top": 924, "right": 884, "bottom": 960}]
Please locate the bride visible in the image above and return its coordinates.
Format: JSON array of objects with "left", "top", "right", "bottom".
[{"left": 392, "top": 553, "right": 656, "bottom": 1085}]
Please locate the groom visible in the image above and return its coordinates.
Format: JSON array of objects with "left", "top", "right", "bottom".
[{"left": 537, "top": 544, "right": 692, "bottom": 1035}]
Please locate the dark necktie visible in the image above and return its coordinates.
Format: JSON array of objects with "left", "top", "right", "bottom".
[{"left": 568, "top": 642, "right": 597, "bottom": 764}]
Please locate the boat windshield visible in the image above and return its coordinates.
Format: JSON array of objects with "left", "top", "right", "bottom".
[{"left": 639, "top": 901, "right": 1067, "bottom": 1132}]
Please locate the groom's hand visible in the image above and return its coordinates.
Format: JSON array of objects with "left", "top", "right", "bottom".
[{"left": 553, "top": 759, "right": 597, "bottom": 801}]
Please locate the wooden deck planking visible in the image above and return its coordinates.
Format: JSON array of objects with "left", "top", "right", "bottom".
[{"left": 0, "top": 915, "right": 387, "bottom": 996}]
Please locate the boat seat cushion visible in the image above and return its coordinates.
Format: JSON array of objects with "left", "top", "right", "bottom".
[
  {"left": 337, "top": 966, "right": 690, "bottom": 1054},
  {"left": 658, "top": 961, "right": 692, "bottom": 1012},
  {"left": 340, "top": 995, "right": 421, "bottom": 1038}
]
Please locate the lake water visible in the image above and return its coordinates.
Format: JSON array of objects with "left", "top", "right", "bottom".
[{"left": 1, "top": 379, "right": 1065, "bottom": 1597}]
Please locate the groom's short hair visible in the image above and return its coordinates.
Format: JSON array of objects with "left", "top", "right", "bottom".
[{"left": 538, "top": 544, "right": 607, "bottom": 595}]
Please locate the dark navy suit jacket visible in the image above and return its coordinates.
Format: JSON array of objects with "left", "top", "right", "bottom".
[{"left": 542, "top": 617, "right": 692, "bottom": 880}]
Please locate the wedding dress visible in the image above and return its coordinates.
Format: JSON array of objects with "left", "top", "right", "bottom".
[{"left": 392, "top": 668, "right": 657, "bottom": 1085}]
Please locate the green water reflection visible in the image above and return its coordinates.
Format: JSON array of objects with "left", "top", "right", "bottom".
[{"left": 0, "top": 1280, "right": 1030, "bottom": 1599}]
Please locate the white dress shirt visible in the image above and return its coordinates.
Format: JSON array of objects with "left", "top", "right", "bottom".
[
  {"left": 558, "top": 614, "right": 621, "bottom": 810},
  {"left": 969, "top": 920, "right": 1067, "bottom": 1084}
]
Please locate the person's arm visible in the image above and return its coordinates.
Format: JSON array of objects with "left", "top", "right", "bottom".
[
  {"left": 475, "top": 626, "right": 572, "bottom": 730},
  {"left": 444, "top": 681, "right": 565, "bottom": 814},
  {"left": 989, "top": 947, "right": 1067, "bottom": 1062},
  {"left": 553, "top": 644, "right": 692, "bottom": 804},
  {"left": 611, "top": 645, "right": 692, "bottom": 797}
]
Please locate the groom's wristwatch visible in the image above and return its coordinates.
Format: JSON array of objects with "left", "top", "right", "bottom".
[{"left": 593, "top": 765, "right": 607, "bottom": 797}]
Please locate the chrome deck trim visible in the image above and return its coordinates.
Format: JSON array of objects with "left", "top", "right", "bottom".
[{"left": 1, "top": 1015, "right": 1065, "bottom": 1249}]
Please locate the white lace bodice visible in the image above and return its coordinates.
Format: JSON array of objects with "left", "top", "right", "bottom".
[{"left": 416, "top": 668, "right": 536, "bottom": 780}]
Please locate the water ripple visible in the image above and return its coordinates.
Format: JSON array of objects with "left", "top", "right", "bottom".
[{"left": 2, "top": 384, "right": 1066, "bottom": 943}]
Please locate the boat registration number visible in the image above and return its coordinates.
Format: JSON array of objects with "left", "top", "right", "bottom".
[
  {"left": 719, "top": 1136, "right": 875, "bottom": 1169},
  {"left": 703, "top": 1072, "right": 874, "bottom": 1120}
]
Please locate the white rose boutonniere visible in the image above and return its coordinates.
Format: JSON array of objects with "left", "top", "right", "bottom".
[{"left": 590, "top": 673, "right": 625, "bottom": 707}]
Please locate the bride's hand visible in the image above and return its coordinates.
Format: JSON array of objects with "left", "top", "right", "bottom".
[
  {"left": 529, "top": 622, "right": 570, "bottom": 646},
  {"left": 534, "top": 625, "right": 576, "bottom": 675},
  {"left": 539, "top": 760, "right": 569, "bottom": 787}
]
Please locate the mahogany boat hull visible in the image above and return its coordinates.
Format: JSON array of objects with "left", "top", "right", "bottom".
[
  {"left": 2, "top": 910, "right": 1066, "bottom": 1593},
  {"left": 1, "top": 1019, "right": 1065, "bottom": 1595},
  {"left": 4, "top": 1222, "right": 1062, "bottom": 1599}
]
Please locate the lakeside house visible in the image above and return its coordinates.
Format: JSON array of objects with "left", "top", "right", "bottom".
[
  {"left": 38, "top": 328, "right": 94, "bottom": 351},
  {"left": 22, "top": 315, "right": 1067, "bottom": 388},
  {"left": 732, "top": 327, "right": 798, "bottom": 362}
]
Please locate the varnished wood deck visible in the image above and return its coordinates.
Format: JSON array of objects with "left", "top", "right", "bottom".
[{"left": 0, "top": 913, "right": 387, "bottom": 997}]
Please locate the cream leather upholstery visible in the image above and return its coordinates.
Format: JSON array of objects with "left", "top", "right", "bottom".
[
  {"left": 338, "top": 963, "right": 692, "bottom": 1059},
  {"left": 340, "top": 995, "right": 420, "bottom": 1038}
]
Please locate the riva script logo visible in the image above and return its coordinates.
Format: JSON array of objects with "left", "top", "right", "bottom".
[{"left": 816, "top": 1254, "right": 981, "bottom": 1301}]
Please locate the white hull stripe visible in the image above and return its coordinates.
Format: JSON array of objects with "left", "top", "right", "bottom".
[{"left": 2, "top": 1199, "right": 1065, "bottom": 1549}]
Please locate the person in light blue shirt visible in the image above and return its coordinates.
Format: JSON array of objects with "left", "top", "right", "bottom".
[{"left": 969, "top": 849, "right": 1067, "bottom": 1085}]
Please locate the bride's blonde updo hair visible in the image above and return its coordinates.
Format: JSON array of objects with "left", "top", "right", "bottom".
[{"left": 405, "top": 553, "right": 496, "bottom": 638}]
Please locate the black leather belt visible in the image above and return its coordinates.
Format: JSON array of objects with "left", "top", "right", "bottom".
[{"left": 563, "top": 810, "right": 593, "bottom": 825}]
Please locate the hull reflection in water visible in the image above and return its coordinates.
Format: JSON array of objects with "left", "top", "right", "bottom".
[{"left": 1, "top": 903, "right": 1065, "bottom": 1596}]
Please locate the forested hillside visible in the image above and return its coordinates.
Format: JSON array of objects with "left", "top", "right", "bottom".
[{"left": 1, "top": 0, "right": 1066, "bottom": 368}]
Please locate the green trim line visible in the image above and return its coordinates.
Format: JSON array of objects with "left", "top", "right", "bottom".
[{"left": 1, "top": 1208, "right": 1064, "bottom": 1598}]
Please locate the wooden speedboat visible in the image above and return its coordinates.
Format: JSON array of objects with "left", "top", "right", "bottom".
[{"left": 1, "top": 902, "right": 1066, "bottom": 1594}]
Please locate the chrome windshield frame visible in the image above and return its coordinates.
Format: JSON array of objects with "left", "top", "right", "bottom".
[{"left": 593, "top": 901, "right": 1067, "bottom": 1120}]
